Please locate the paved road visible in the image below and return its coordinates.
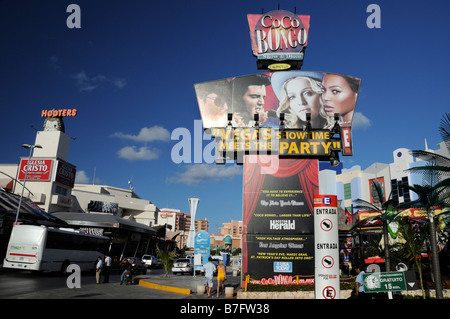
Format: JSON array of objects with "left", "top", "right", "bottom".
[{"left": 0, "top": 266, "right": 241, "bottom": 299}]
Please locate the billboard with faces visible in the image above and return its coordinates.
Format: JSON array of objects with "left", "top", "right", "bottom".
[{"left": 194, "top": 71, "right": 361, "bottom": 132}]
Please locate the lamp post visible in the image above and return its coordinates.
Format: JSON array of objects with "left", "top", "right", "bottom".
[{"left": 14, "top": 144, "right": 42, "bottom": 226}]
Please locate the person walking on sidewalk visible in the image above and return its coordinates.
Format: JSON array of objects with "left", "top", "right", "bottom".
[
  {"left": 203, "top": 257, "right": 216, "bottom": 297},
  {"left": 216, "top": 260, "right": 226, "bottom": 297}
]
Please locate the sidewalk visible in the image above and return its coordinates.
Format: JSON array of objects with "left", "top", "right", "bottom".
[
  {"left": 138, "top": 270, "right": 241, "bottom": 298},
  {"left": 6, "top": 268, "right": 241, "bottom": 299}
]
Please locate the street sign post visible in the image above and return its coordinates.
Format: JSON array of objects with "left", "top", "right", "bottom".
[{"left": 363, "top": 271, "right": 407, "bottom": 293}]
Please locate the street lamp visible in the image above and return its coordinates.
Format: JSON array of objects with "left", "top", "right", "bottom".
[{"left": 14, "top": 144, "right": 42, "bottom": 226}]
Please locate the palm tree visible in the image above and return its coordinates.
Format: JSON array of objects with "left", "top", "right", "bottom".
[
  {"left": 353, "top": 180, "right": 399, "bottom": 272},
  {"left": 156, "top": 246, "right": 175, "bottom": 278},
  {"left": 404, "top": 113, "right": 450, "bottom": 299},
  {"left": 402, "top": 183, "right": 448, "bottom": 299},
  {"left": 392, "top": 216, "right": 428, "bottom": 299}
]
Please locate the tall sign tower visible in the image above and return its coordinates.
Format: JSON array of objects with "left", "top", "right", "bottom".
[
  {"left": 186, "top": 197, "right": 200, "bottom": 249},
  {"left": 193, "top": 7, "right": 361, "bottom": 299}
]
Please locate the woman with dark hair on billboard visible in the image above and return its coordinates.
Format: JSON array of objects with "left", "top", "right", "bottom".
[
  {"left": 274, "top": 75, "right": 334, "bottom": 129},
  {"left": 321, "top": 73, "right": 360, "bottom": 127}
]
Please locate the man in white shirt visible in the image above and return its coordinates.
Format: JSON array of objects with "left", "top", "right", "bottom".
[
  {"left": 203, "top": 257, "right": 216, "bottom": 297},
  {"left": 96, "top": 256, "right": 103, "bottom": 284},
  {"left": 103, "top": 254, "right": 112, "bottom": 283}
]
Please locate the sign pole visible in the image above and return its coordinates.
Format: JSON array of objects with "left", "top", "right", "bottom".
[{"left": 314, "top": 195, "right": 340, "bottom": 299}]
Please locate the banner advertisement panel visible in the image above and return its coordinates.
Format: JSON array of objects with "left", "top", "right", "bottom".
[
  {"left": 194, "top": 71, "right": 361, "bottom": 132},
  {"left": 54, "top": 160, "right": 76, "bottom": 188},
  {"left": 213, "top": 127, "right": 343, "bottom": 161},
  {"left": 194, "top": 230, "right": 210, "bottom": 272},
  {"left": 88, "top": 201, "right": 122, "bottom": 216},
  {"left": 242, "top": 155, "right": 318, "bottom": 284},
  {"left": 244, "top": 233, "right": 315, "bottom": 283},
  {"left": 18, "top": 158, "right": 53, "bottom": 181},
  {"left": 243, "top": 156, "right": 318, "bottom": 235},
  {"left": 314, "top": 195, "right": 340, "bottom": 299}
]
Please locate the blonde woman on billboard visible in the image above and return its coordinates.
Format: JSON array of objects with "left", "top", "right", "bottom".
[
  {"left": 272, "top": 72, "right": 333, "bottom": 129},
  {"left": 321, "top": 73, "right": 360, "bottom": 127}
]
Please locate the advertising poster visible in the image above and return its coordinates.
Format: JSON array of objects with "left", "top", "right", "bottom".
[
  {"left": 194, "top": 230, "right": 210, "bottom": 272},
  {"left": 18, "top": 158, "right": 53, "bottom": 181},
  {"left": 194, "top": 71, "right": 361, "bottom": 132},
  {"left": 243, "top": 156, "right": 318, "bottom": 234},
  {"left": 242, "top": 155, "right": 318, "bottom": 283},
  {"left": 244, "top": 234, "right": 314, "bottom": 283},
  {"left": 54, "top": 160, "right": 76, "bottom": 188}
]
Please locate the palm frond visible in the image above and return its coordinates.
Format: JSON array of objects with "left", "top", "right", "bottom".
[
  {"left": 409, "top": 150, "right": 450, "bottom": 167},
  {"left": 438, "top": 112, "right": 450, "bottom": 150}
]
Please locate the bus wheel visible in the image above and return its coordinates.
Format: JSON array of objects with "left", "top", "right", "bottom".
[{"left": 60, "top": 260, "right": 70, "bottom": 274}]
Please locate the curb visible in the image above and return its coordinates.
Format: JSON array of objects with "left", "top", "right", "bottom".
[{"left": 139, "top": 279, "right": 192, "bottom": 295}]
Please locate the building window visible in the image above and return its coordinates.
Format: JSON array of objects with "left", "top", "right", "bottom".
[
  {"left": 55, "top": 185, "right": 67, "bottom": 196},
  {"left": 391, "top": 177, "right": 410, "bottom": 205}
]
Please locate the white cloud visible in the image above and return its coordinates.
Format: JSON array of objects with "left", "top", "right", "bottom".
[
  {"left": 75, "top": 170, "right": 90, "bottom": 183},
  {"left": 112, "top": 126, "right": 170, "bottom": 142},
  {"left": 74, "top": 170, "right": 102, "bottom": 184},
  {"left": 166, "top": 164, "right": 242, "bottom": 186},
  {"left": 117, "top": 146, "right": 161, "bottom": 161},
  {"left": 352, "top": 112, "right": 371, "bottom": 129},
  {"left": 72, "top": 70, "right": 126, "bottom": 92}
]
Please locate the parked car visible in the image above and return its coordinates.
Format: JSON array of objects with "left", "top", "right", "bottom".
[
  {"left": 172, "top": 258, "right": 194, "bottom": 275},
  {"left": 142, "top": 255, "right": 163, "bottom": 269},
  {"left": 119, "top": 257, "right": 147, "bottom": 275}
]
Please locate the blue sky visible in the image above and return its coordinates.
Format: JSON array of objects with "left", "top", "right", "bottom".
[{"left": 1, "top": 0, "right": 449, "bottom": 233}]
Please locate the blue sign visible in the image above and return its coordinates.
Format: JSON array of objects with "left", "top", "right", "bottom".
[
  {"left": 194, "top": 230, "right": 210, "bottom": 250},
  {"left": 274, "top": 261, "right": 293, "bottom": 273}
]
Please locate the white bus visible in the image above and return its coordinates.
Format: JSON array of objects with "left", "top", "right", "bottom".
[{"left": 3, "top": 224, "right": 110, "bottom": 273}]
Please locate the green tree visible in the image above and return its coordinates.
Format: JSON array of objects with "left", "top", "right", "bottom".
[
  {"left": 404, "top": 113, "right": 450, "bottom": 299},
  {"left": 353, "top": 180, "right": 399, "bottom": 272},
  {"left": 401, "top": 183, "right": 448, "bottom": 299},
  {"left": 391, "top": 216, "right": 428, "bottom": 299},
  {"left": 156, "top": 246, "right": 175, "bottom": 278}
]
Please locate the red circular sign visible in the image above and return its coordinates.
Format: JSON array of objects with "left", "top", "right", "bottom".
[
  {"left": 320, "top": 219, "right": 333, "bottom": 231},
  {"left": 321, "top": 255, "right": 334, "bottom": 268},
  {"left": 322, "top": 286, "right": 336, "bottom": 299}
]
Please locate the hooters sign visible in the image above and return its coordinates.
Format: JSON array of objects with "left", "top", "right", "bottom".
[
  {"left": 18, "top": 159, "right": 53, "bottom": 181},
  {"left": 247, "top": 9, "right": 310, "bottom": 70}
]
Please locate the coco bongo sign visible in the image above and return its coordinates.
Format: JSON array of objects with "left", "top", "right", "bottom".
[{"left": 247, "top": 10, "right": 310, "bottom": 69}]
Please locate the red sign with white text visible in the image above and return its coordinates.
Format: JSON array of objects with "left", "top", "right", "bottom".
[
  {"left": 18, "top": 159, "right": 53, "bottom": 181},
  {"left": 340, "top": 127, "right": 353, "bottom": 156},
  {"left": 247, "top": 10, "right": 310, "bottom": 61}
]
